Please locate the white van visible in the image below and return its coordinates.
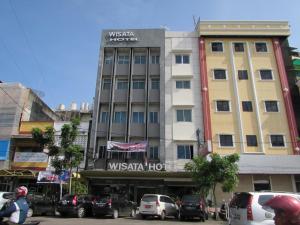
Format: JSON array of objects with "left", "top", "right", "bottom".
[
  {"left": 229, "top": 192, "right": 300, "bottom": 225},
  {"left": 139, "top": 194, "right": 179, "bottom": 220}
]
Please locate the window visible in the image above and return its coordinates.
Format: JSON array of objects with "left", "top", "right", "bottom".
[
  {"left": 176, "top": 109, "right": 192, "bottom": 122},
  {"left": 175, "top": 55, "right": 190, "bottom": 64},
  {"left": 151, "top": 78, "right": 160, "bottom": 89},
  {"left": 134, "top": 55, "right": 146, "bottom": 64},
  {"left": 97, "top": 146, "right": 106, "bottom": 159},
  {"left": 253, "top": 175, "right": 271, "bottom": 191},
  {"left": 133, "top": 79, "right": 145, "bottom": 89},
  {"left": 219, "top": 135, "right": 234, "bottom": 147},
  {"left": 176, "top": 80, "right": 191, "bottom": 89},
  {"left": 102, "top": 79, "right": 111, "bottom": 90},
  {"left": 265, "top": 101, "right": 279, "bottom": 112},
  {"left": 260, "top": 70, "right": 273, "bottom": 80},
  {"left": 118, "top": 55, "right": 129, "bottom": 64},
  {"left": 177, "top": 145, "right": 193, "bottom": 159},
  {"left": 132, "top": 112, "right": 144, "bottom": 124},
  {"left": 104, "top": 54, "right": 113, "bottom": 64},
  {"left": 149, "top": 146, "right": 159, "bottom": 160},
  {"left": 216, "top": 100, "right": 230, "bottom": 112},
  {"left": 116, "top": 79, "right": 128, "bottom": 90},
  {"left": 100, "top": 111, "right": 108, "bottom": 123},
  {"left": 213, "top": 69, "right": 226, "bottom": 80},
  {"left": 234, "top": 43, "right": 244, "bottom": 52},
  {"left": 294, "top": 175, "right": 300, "bottom": 192},
  {"left": 270, "top": 135, "right": 285, "bottom": 147},
  {"left": 211, "top": 42, "right": 223, "bottom": 52},
  {"left": 149, "top": 112, "right": 158, "bottom": 123},
  {"left": 151, "top": 55, "right": 160, "bottom": 64},
  {"left": 113, "top": 111, "right": 126, "bottom": 123},
  {"left": 242, "top": 101, "right": 253, "bottom": 112},
  {"left": 238, "top": 70, "right": 248, "bottom": 80},
  {"left": 246, "top": 135, "right": 258, "bottom": 147},
  {"left": 255, "top": 42, "right": 268, "bottom": 52}
]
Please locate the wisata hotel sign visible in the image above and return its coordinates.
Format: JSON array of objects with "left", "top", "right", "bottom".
[{"left": 107, "top": 31, "right": 138, "bottom": 42}]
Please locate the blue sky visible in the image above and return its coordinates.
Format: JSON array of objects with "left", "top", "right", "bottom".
[{"left": 1, "top": 0, "right": 300, "bottom": 109}]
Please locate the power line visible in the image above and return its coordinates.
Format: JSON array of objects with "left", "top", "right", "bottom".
[{"left": 9, "top": 0, "right": 45, "bottom": 87}]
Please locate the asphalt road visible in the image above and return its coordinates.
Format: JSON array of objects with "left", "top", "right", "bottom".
[{"left": 26, "top": 216, "right": 228, "bottom": 225}]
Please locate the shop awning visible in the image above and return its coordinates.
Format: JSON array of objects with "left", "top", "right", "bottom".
[{"left": 0, "top": 169, "right": 37, "bottom": 177}]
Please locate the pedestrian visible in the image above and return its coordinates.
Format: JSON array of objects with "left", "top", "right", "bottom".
[{"left": 264, "top": 195, "right": 300, "bottom": 225}]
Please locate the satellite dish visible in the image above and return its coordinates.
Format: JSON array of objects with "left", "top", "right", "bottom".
[{"left": 32, "top": 89, "right": 45, "bottom": 98}]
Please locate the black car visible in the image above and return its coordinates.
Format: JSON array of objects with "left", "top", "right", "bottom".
[
  {"left": 92, "top": 194, "right": 137, "bottom": 219},
  {"left": 56, "top": 194, "right": 93, "bottom": 218},
  {"left": 27, "top": 193, "right": 57, "bottom": 217},
  {"left": 179, "top": 194, "right": 207, "bottom": 221}
]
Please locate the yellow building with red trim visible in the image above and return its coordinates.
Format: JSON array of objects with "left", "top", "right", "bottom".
[{"left": 196, "top": 21, "right": 300, "bottom": 201}]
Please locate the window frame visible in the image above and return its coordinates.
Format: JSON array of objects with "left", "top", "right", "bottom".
[
  {"left": 102, "top": 78, "right": 111, "bottom": 90},
  {"left": 238, "top": 70, "right": 248, "bottom": 80},
  {"left": 259, "top": 69, "right": 274, "bottom": 80},
  {"left": 176, "top": 80, "right": 191, "bottom": 89},
  {"left": 149, "top": 111, "right": 159, "bottom": 123},
  {"left": 104, "top": 54, "right": 113, "bottom": 64},
  {"left": 151, "top": 78, "right": 160, "bottom": 90},
  {"left": 219, "top": 134, "right": 235, "bottom": 148},
  {"left": 242, "top": 101, "right": 253, "bottom": 112},
  {"left": 132, "top": 79, "right": 145, "bottom": 89},
  {"left": 151, "top": 55, "right": 160, "bottom": 64},
  {"left": 246, "top": 135, "right": 258, "bottom": 147},
  {"left": 211, "top": 42, "right": 224, "bottom": 52},
  {"left": 149, "top": 146, "right": 159, "bottom": 160},
  {"left": 117, "top": 55, "right": 129, "bottom": 64},
  {"left": 176, "top": 109, "right": 192, "bottom": 122},
  {"left": 269, "top": 134, "right": 286, "bottom": 148},
  {"left": 134, "top": 55, "right": 146, "bottom": 64},
  {"left": 177, "top": 145, "right": 194, "bottom": 159},
  {"left": 132, "top": 111, "right": 145, "bottom": 124},
  {"left": 175, "top": 54, "right": 190, "bottom": 64},
  {"left": 213, "top": 69, "right": 227, "bottom": 80},
  {"left": 255, "top": 42, "right": 268, "bottom": 53},
  {"left": 116, "top": 79, "right": 128, "bottom": 90},
  {"left": 113, "top": 111, "right": 126, "bottom": 123},
  {"left": 264, "top": 100, "right": 279, "bottom": 112},
  {"left": 100, "top": 111, "right": 109, "bottom": 123},
  {"left": 233, "top": 42, "right": 245, "bottom": 52},
  {"left": 215, "top": 100, "right": 231, "bottom": 112}
]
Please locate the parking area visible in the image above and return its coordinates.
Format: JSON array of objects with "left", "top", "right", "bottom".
[{"left": 26, "top": 216, "right": 227, "bottom": 225}]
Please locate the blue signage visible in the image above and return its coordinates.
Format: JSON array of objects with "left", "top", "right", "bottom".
[{"left": 0, "top": 140, "right": 10, "bottom": 160}]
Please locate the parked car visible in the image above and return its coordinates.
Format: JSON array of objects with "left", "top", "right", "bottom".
[
  {"left": 92, "top": 194, "right": 137, "bottom": 219},
  {"left": 26, "top": 193, "right": 57, "bottom": 217},
  {"left": 0, "top": 192, "right": 14, "bottom": 210},
  {"left": 229, "top": 191, "right": 300, "bottom": 225},
  {"left": 56, "top": 194, "right": 93, "bottom": 218},
  {"left": 139, "top": 194, "right": 179, "bottom": 220},
  {"left": 179, "top": 194, "right": 207, "bottom": 221}
]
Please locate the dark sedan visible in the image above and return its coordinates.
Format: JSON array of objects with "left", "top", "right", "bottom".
[
  {"left": 92, "top": 194, "right": 137, "bottom": 219},
  {"left": 179, "top": 194, "right": 207, "bottom": 221},
  {"left": 56, "top": 194, "right": 93, "bottom": 218}
]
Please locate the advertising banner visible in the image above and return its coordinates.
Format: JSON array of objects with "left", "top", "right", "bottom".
[
  {"left": 37, "top": 170, "right": 70, "bottom": 183},
  {"left": 14, "top": 152, "right": 48, "bottom": 162},
  {"left": 0, "top": 140, "right": 10, "bottom": 160},
  {"left": 107, "top": 141, "right": 147, "bottom": 152}
]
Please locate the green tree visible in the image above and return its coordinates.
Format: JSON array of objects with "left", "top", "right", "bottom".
[
  {"left": 185, "top": 153, "right": 240, "bottom": 219},
  {"left": 32, "top": 118, "right": 84, "bottom": 194}
]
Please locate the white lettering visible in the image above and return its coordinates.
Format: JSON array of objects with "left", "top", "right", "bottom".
[
  {"left": 107, "top": 31, "right": 137, "bottom": 42},
  {"left": 121, "top": 163, "right": 127, "bottom": 170},
  {"left": 108, "top": 162, "right": 119, "bottom": 170},
  {"left": 149, "top": 163, "right": 156, "bottom": 171},
  {"left": 137, "top": 164, "right": 144, "bottom": 171},
  {"left": 156, "top": 164, "right": 163, "bottom": 171},
  {"left": 108, "top": 162, "right": 165, "bottom": 171}
]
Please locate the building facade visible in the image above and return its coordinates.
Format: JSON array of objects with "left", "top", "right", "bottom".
[{"left": 87, "top": 22, "right": 300, "bottom": 204}]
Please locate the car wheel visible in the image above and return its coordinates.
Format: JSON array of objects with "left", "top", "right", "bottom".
[
  {"left": 77, "top": 207, "right": 86, "bottom": 218},
  {"left": 160, "top": 210, "right": 166, "bottom": 220},
  {"left": 112, "top": 209, "right": 118, "bottom": 219},
  {"left": 27, "top": 208, "right": 33, "bottom": 218},
  {"left": 180, "top": 215, "right": 185, "bottom": 221},
  {"left": 130, "top": 209, "right": 136, "bottom": 217}
]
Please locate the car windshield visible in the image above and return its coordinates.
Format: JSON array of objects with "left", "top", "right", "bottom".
[
  {"left": 182, "top": 195, "right": 200, "bottom": 202},
  {"left": 142, "top": 195, "right": 157, "bottom": 202},
  {"left": 62, "top": 195, "right": 75, "bottom": 201},
  {"left": 95, "top": 196, "right": 110, "bottom": 203},
  {"left": 232, "top": 193, "right": 251, "bottom": 208},
  {"left": 2, "top": 192, "right": 14, "bottom": 200},
  {"left": 258, "top": 195, "right": 274, "bottom": 206}
]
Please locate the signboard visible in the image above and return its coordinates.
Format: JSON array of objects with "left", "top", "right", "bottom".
[
  {"left": 0, "top": 140, "right": 10, "bottom": 160},
  {"left": 14, "top": 152, "right": 48, "bottom": 162},
  {"left": 107, "top": 31, "right": 138, "bottom": 42},
  {"left": 108, "top": 162, "right": 165, "bottom": 171},
  {"left": 107, "top": 141, "right": 147, "bottom": 152},
  {"left": 37, "top": 170, "right": 70, "bottom": 183}
]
